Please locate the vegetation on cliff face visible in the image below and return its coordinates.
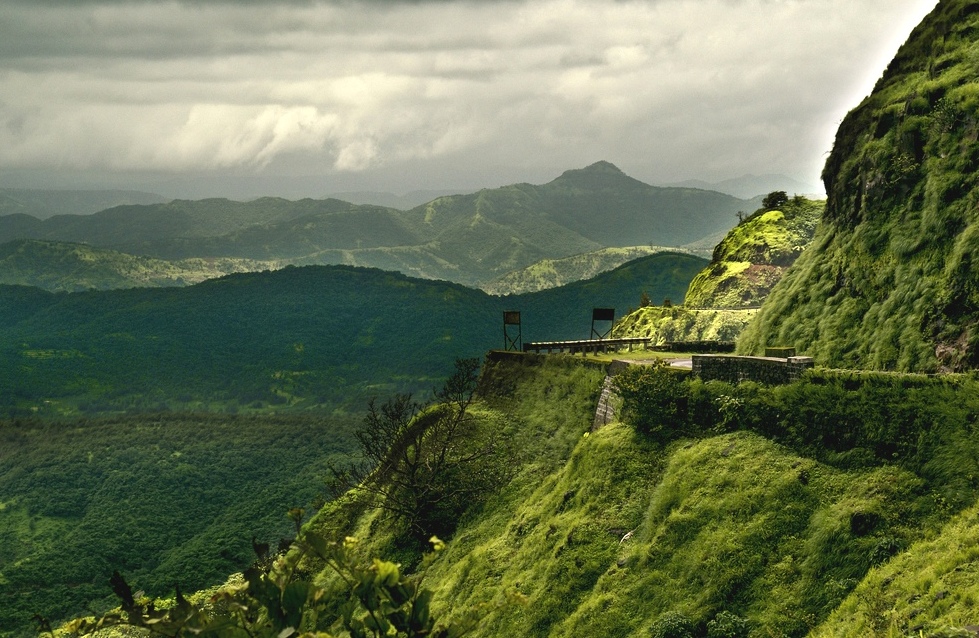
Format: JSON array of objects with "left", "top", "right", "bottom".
[
  {"left": 294, "top": 355, "right": 979, "bottom": 638},
  {"left": 612, "top": 306, "right": 756, "bottom": 344},
  {"left": 682, "top": 195, "right": 823, "bottom": 309},
  {"left": 739, "top": 0, "right": 979, "bottom": 371}
]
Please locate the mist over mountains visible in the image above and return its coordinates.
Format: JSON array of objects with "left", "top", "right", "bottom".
[{"left": 0, "top": 162, "right": 763, "bottom": 289}]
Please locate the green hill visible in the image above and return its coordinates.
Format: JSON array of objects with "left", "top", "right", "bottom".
[
  {"left": 0, "top": 239, "right": 273, "bottom": 292},
  {"left": 163, "top": 353, "right": 977, "bottom": 638},
  {"left": 0, "top": 254, "right": 703, "bottom": 635},
  {"left": 0, "top": 163, "right": 743, "bottom": 288},
  {"left": 738, "top": 1, "right": 979, "bottom": 372},
  {"left": 682, "top": 195, "right": 823, "bottom": 308},
  {"left": 0, "top": 253, "right": 704, "bottom": 416},
  {"left": 482, "top": 246, "right": 690, "bottom": 295}
]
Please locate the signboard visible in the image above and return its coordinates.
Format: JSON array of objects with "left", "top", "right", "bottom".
[
  {"left": 504, "top": 311, "right": 521, "bottom": 325},
  {"left": 592, "top": 308, "right": 615, "bottom": 322}
]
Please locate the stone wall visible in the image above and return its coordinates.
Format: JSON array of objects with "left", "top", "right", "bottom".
[{"left": 692, "top": 354, "right": 814, "bottom": 385}]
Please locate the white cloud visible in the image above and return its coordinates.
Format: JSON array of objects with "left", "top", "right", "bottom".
[{"left": 0, "top": 0, "right": 941, "bottom": 192}]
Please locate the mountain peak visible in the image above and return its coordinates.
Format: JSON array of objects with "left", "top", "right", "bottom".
[
  {"left": 582, "top": 160, "right": 623, "bottom": 173},
  {"left": 551, "top": 161, "right": 635, "bottom": 186},
  {"left": 570, "top": 161, "right": 625, "bottom": 176}
]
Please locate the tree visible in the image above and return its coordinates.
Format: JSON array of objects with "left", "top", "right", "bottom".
[
  {"left": 329, "top": 358, "right": 510, "bottom": 542},
  {"left": 62, "top": 518, "right": 488, "bottom": 638},
  {"left": 762, "top": 191, "right": 788, "bottom": 210},
  {"left": 640, "top": 290, "right": 651, "bottom": 308}
]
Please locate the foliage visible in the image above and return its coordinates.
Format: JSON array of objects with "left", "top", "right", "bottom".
[
  {"left": 64, "top": 523, "right": 484, "bottom": 638},
  {"left": 0, "top": 413, "right": 357, "bottom": 636},
  {"left": 761, "top": 191, "right": 789, "bottom": 210},
  {"left": 681, "top": 195, "right": 823, "bottom": 308},
  {"left": 329, "top": 359, "right": 511, "bottom": 542},
  {"left": 612, "top": 362, "right": 689, "bottom": 440},
  {"left": 649, "top": 611, "right": 694, "bottom": 638},
  {"left": 706, "top": 611, "right": 749, "bottom": 638}
]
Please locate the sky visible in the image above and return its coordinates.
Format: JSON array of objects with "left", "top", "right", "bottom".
[{"left": 0, "top": 0, "right": 940, "bottom": 199}]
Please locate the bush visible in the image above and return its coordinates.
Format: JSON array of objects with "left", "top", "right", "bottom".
[
  {"left": 650, "top": 611, "right": 694, "bottom": 638},
  {"left": 706, "top": 611, "right": 749, "bottom": 638},
  {"left": 613, "top": 361, "right": 689, "bottom": 440}
]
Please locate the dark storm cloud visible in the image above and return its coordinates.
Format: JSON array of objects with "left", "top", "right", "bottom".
[{"left": 0, "top": 0, "right": 940, "bottom": 192}]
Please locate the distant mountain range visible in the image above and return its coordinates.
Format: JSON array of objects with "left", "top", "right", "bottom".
[
  {"left": 326, "top": 189, "right": 465, "bottom": 210},
  {"left": 0, "top": 162, "right": 749, "bottom": 288},
  {"left": 663, "top": 174, "right": 823, "bottom": 200},
  {"left": 0, "top": 188, "right": 167, "bottom": 219}
]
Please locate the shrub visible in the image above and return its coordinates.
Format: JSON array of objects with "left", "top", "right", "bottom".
[
  {"left": 650, "top": 611, "right": 694, "bottom": 638},
  {"left": 706, "top": 611, "right": 749, "bottom": 638},
  {"left": 613, "top": 361, "right": 689, "bottom": 440}
]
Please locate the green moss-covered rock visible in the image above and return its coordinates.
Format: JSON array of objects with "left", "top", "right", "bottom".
[
  {"left": 739, "top": 1, "right": 979, "bottom": 372},
  {"left": 683, "top": 196, "right": 823, "bottom": 309}
]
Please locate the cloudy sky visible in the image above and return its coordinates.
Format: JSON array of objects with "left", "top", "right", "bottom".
[{"left": 0, "top": 0, "right": 939, "bottom": 199}]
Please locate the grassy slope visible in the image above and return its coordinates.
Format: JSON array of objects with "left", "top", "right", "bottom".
[
  {"left": 738, "top": 1, "right": 979, "bottom": 372},
  {"left": 814, "top": 500, "right": 979, "bottom": 637},
  {"left": 613, "top": 306, "right": 757, "bottom": 344},
  {"left": 301, "top": 355, "right": 979, "bottom": 638},
  {"left": 683, "top": 197, "right": 823, "bottom": 308}
]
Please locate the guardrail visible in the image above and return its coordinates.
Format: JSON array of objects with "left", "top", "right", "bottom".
[{"left": 523, "top": 337, "right": 650, "bottom": 355}]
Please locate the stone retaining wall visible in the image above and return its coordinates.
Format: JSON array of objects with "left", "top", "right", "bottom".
[{"left": 692, "top": 354, "right": 814, "bottom": 385}]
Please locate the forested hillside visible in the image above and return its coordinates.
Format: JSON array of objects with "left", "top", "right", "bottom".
[
  {"left": 738, "top": 0, "right": 979, "bottom": 372},
  {"left": 0, "top": 413, "right": 353, "bottom": 634},
  {"left": 0, "top": 239, "right": 271, "bottom": 292},
  {"left": 0, "top": 253, "right": 703, "bottom": 416}
]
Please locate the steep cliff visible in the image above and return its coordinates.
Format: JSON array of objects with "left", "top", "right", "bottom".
[{"left": 739, "top": 1, "right": 979, "bottom": 372}]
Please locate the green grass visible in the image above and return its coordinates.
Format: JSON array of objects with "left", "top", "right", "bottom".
[
  {"left": 296, "top": 354, "right": 976, "bottom": 638},
  {"left": 739, "top": 1, "right": 979, "bottom": 372},
  {"left": 683, "top": 197, "right": 823, "bottom": 309},
  {"left": 613, "top": 306, "right": 757, "bottom": 344}
]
